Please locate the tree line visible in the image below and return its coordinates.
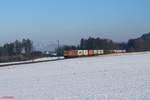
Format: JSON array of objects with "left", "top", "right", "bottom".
[
  {"left": 0, "top": 39, "right": 40, "bottom": 62},
  {"left": 80, "top": 37, "right": 120, "bottom": 50},
  {"left": 0, "top": 39, "right": 33, "bottom": 56}
]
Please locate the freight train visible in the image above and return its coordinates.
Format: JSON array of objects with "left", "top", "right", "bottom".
[{"left": 64, "top": 49, "right": 126, "bottom": 58}]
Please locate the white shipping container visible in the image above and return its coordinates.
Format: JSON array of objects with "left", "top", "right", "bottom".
[
  {"left": 100, "top": 50, "right": 104, "bottom": 54},
  {"left": 98, "top": 50, "right": 104, "bottom": 55},
  {"left": 83, "top": 50, "right": 88, "bottom": 56},
  {"left": 122, "top": 50, "right": 126, "bottom": 53},
  {"left": 77, "top": 50, "right": 83, "bottom": 56},
  {"left": 94, "top": 50, "right": 98, "bottom": 55},
  {"left": 97, "top": 50, "right": 101, "bottom": 55}
]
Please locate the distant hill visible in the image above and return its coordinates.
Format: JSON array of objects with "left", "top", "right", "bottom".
[
  {"left": 127, "top": 32, "right": 150, "bottom": 52},
  {"left": 141, "top": 32, "right": 150, "bottom": 40}
]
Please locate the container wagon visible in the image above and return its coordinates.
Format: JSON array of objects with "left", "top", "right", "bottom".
[
  {"left": 64, "top": 50, "right": 104, "bottom": 58},
  {"left": 64, "top": 49, "right": 126, "bottom": 58}
]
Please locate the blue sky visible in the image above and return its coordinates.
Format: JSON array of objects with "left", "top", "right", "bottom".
[{"left": 0, "top": 0, "right": 150, "bottom": 46}]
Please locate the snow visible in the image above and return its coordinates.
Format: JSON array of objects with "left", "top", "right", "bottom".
[{"left": 0, "top": 52, "right": 150, "bottom": 100}]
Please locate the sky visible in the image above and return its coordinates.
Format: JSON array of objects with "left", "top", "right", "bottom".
[{"left": 0, "top": 0, "right": 150, "bottom": 47}]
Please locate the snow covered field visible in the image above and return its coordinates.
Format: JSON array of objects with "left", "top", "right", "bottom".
[{"left": 0, "top": 52, "right": 150, "bottom": 100}]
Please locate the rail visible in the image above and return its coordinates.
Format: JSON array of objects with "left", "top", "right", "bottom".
[{"left": 0, "top": 57, "right": 65, "bottom": 67}]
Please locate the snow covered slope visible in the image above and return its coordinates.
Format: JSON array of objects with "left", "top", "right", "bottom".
[{"left": 0, "top": 52, "right": 150, "bottom": 100}]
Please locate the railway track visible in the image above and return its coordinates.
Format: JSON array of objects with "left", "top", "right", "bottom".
[{"left": 0, "top": 58, "right": 65, "bottom": 67}]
